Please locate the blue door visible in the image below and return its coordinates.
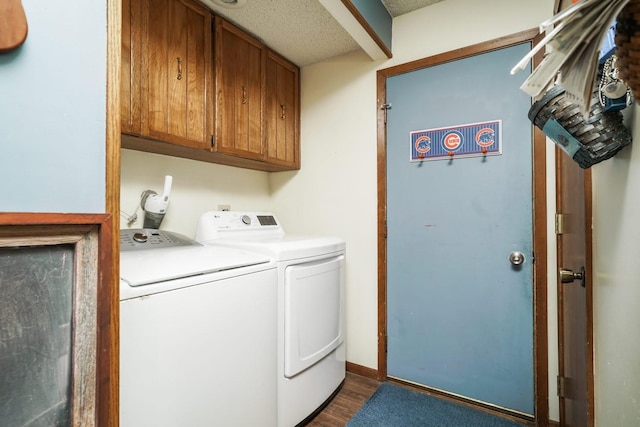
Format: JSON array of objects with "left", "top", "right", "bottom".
[{"left": 386, "top": 42, "right": 534, "bottom": 414}]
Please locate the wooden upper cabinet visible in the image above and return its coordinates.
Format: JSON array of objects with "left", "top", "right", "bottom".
[
  {"left": 121, "top": 0, "right": 142, "bottom": 134},
  {"left": 265, "top": 50, "right": 300, "bottom": 169},
  {"left": 122, "top": 0, "right": 212, "bottom": 149},
  {"left": 144, "top": 0, "right": 212, "bottom": 149},
  {"left": 214, "top": 16, "right": 265, "bottom": 160},
  {"left": 121, "top": 2, "right": 300, "bottom": 171}
]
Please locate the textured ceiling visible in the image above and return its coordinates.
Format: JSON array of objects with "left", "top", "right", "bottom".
[
  {"left": 381, "top": 0, "right": 446, "bottom": 17},
  {"left": 200, "top": 0, "right": 445, "bottom": 67}
]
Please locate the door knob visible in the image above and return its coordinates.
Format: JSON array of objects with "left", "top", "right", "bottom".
[
  {"left": 559, "top": 267, "right": 585, "bottom": 287},
  {"left": 508, "top": 251, "right": 525, "bottom": 265}
]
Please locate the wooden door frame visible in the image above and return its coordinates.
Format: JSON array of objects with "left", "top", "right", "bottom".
[
  {"left": 106, "top": 0, "right": 121, "bottom": 425},
  {"left": 376, "top": 29, "right": 550, "bottom": 424}
]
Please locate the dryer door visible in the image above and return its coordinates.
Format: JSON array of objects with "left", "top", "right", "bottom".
[{"left": 284, "top": 255, "right": 345, "bottom": 378}]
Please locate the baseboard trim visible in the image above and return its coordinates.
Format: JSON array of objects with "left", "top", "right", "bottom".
[{"left": 346, "top": 362, "right": 378, "bottom": 380}]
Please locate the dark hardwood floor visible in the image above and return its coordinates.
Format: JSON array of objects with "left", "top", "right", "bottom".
[
  {"left": 304, "top": 372, "right": 380, "bottom": 427},
  {"left": 302, "top": 372, "right": 540, "bottom": 427}
]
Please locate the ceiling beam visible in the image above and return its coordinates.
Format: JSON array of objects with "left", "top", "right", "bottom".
[{"left": 318, "top": 0, "right": 391, "bottom": 61}]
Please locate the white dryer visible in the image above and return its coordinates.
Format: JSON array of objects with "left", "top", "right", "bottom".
[
  {"left": 195, "top": 211, "right": 346, "bottom": 427},
  {"left": 119, "top": 229, "right": 277, "bottom": 427}
]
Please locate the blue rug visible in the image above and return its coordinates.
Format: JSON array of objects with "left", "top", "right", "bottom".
[{"left": 346, "top": 383, "right": 526, "bottom": 427}]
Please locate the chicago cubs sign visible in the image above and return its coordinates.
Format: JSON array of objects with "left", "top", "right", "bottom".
[{"left": 410, "top": 120, "right": 502, "bottom": 162}]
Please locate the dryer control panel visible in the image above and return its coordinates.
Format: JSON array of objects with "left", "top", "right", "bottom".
[{"left": 120, "top": 229, "right": 200, "bottom": 251}]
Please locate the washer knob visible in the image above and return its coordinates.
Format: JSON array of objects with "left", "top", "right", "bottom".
[
  {"left": 133, "top": 232, "right": 148, "bottom": 243},
  {"left": 241, "top": 215, "right": 251, "bottom": 225}
]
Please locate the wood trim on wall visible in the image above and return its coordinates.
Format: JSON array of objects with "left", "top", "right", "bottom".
[
  {"left": 341, "top": 0, "right": 392, "bottom": 58},
  {"left": 347, "top": 361, "right": 379, "bottom": 380},
  {"left": 0, "top": 213, "right": 113, "bottom": 426},
  {"left": 376, "top": 67, "right": 388, "bottom": 381},
  {"left": 379, "top": 30, "right": 539, "bottom": 78},
  {"left": 376, "top": 28, "right": 549, "bottom": 425},
  {"left": 531, "top": 31, "right": 550, "bottom": 427},
  {"left": 106, "top": 0, "right": 122, "bottom": 425},
  {"left": 584, "top": 169, "right": 595, "bottom": 427}
]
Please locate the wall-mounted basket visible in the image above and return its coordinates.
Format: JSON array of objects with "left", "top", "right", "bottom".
[
  {"left": 528, "top": 85, "right": 631, "bottom": 169},
  {"left": 616, "top": 0, "right": 640, "bottom": 102}
]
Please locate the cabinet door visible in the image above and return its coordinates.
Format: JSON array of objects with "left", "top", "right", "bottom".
[
  {"left": 121, "top": 0, "right": 142, "bottom": 134},
  {"left": 215, "top": 17, "right": 265, "bottom": 160},
  {"left": 143, "top": 0, "right": 212, "bottom": 149},
  {"left": 265, "top": 51, "right": 300, "bottom": 169}
]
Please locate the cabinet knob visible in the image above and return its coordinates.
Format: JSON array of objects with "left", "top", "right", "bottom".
[
  {"left": 280, "top": 104, "right": 286, "bottom": 120},
  {"left": 176, "top": 57, "right": 182, "bottom": 80}
]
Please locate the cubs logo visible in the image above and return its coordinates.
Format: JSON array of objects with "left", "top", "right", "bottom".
[
  {"left": 475, "top": 128, "right": 495, "bottom": 147},
  {"left": 414, "top": 135, "right": 431, "bottom": 154},
  {"left": 442, "top": 131, "right": 463, "bottom": 151}
]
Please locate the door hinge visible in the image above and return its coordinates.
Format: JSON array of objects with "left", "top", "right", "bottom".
[
  {"left": 555, "top": 213, "right": 566, "bottom": 235},
  {"left": 211, "top": 135, "right": 216, "bottom": 147},
  {"left": 380, "top": 103, "right": 392, "bottom": 124},
  {"left": 557, "top": 375, "right": 569, "bottom": 398}
]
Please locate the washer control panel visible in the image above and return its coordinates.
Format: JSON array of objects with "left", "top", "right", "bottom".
[
  {"left": 236, "top": 213, "right": 278, "bottom": 227},
  {"left": 204, "top": 212, "right": 279, "bottom": 229},
  {"left": 195, "top": 211, "right": 283, "bottom": 241},
  {"left": 120, "top": 229, "right": 199, "bottom": 251}
]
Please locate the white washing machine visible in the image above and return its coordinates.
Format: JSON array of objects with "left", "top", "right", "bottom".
[
  {"left": 195, "top": 211, "right": 346, "bottom": 427},
  {"left": 119, "top": 228, "right": 277, "bottom": 427}
]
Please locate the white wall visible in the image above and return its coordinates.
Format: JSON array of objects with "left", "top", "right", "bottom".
[
  {"left": 270, "top": 0, "right": 557, "bottom": 418},
  {"left": 120, "top": 150, "right": 271, "bottom": 237},
  {"left": 269, "top": 51, "right": 382, "bottom": 368},
  {"left": 592, "top": 106, "right": 640, "bottom": 426},
  {"left": 0, "top": 0, "right": 106, "bottom": 212}
]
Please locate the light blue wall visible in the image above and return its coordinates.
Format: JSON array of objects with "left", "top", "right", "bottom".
[
  {"left": 0, "top": 0, "right": 106, "bottom": 213},
  {"left": 351, "top": 0, "right": 392, "bottom": 52}
]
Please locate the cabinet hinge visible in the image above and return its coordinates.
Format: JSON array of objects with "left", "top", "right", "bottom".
[
  {"left": 211, "top": 135, "right": 215, "bottom": 147},
  {"left": 557, "top": 375, "right": 568, "bottom": 398},
  {"left": 555, "top": 213, "right": 566, "bottom": 235}
]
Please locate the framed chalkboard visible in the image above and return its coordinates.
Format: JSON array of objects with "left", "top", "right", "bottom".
[
  {"left": 0, "top": 214, "right": 114, "bottom": 427},
  {"left": 0, "top": 244, "right": 75, "bottom": 425}
]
